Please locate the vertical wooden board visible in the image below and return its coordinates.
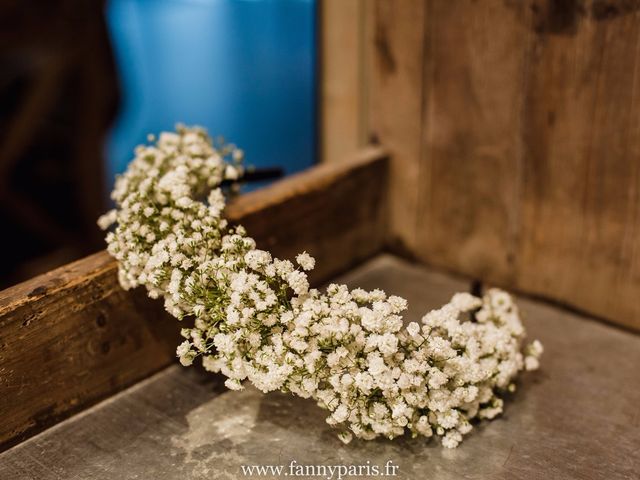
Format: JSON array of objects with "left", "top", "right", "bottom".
[
  {"left": 417, "top": 0, "right": 532, "bottom": 281},
  {"left": 367, "top": 0, "right": 427, "bottom": 254},
  {"left": 517, "top": 3, "right": 640, "bottom": 329},
  {"left": 320, "top": 0, "right": 367, "bottom": 164},
  {"left": 409, "top": 0, "right": 640, "bottom": 329}
]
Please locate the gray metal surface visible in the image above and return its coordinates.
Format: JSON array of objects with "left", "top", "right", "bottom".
[{"left": 1, "top": 255, "right": 638, "bottom": 479}]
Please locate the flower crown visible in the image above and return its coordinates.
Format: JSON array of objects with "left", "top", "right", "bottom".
[{"left": 99, "top": 125, "right": 542, "bottom": 449}]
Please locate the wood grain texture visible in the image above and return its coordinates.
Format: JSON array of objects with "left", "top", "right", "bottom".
[
  {"left": 2, "top": 255, "right": 638, "bottom": 479},
  {"left": 365, "top": 0, "right": 640, "bottom": 330},
  {"left": 418, "top": 0, "right": 531, "bottom": 282},
  {"left": 367, "top": 0, "right": 426, "bottom": 254},
  {"left": 0, "top": 147, "right": 389, "bottom": 450},
  {"left": 517, "top": 0, "right": 640, "bottom": 330},
  {"left": 320, "top": 0, "right": 368, "bottom": 164},
  {"left": 0, "top": 251, "right": 180, "bottom": 452}
]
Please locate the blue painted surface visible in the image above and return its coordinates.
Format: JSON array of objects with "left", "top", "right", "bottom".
[{"left": 105, "top": 0, "right": 317, "bottom": 187}]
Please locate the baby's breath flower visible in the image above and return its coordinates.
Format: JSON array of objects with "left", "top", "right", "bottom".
[
  {"left": 338, "top": 431, "right": 353, "bottom": 444},
  {"left": 296, "top": 251, "right": 315, "bottom": 271},
  {"left": 406, "top": 321, "right": 421, "bottom": 338},
  {"left": 97, "top": 209, "right": 117, "bottom": 230},
  {"left": 101, "top": 126, "right": 542, "bottom": 449},
  {"left": 286, "top": 270, "right": 309, "bottom": 295}
]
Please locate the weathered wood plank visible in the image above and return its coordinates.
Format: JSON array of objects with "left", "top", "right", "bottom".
[
  {"left": 417, "top": 0, "right": 531, "bottom": 282},
  {"left": 0, "top": 147, "right": 389, "bottom": 450},
  {"left": 373, "top": 0, "right": 640, "bottom": 330},
  {"left": 2, "top": 254, "right": 638, "bottom": 479},
  {"left": 0, "top": 251, "right": 180, "bottom": 452},
  {"left": 320, "top": 0, "right": 368, "bottom": 164},
  {"left": 517, "top": 1, "right": 640, "bottom": 330},
  {"left": 367, "top": 0, "right": 426, "bottom": 254}
]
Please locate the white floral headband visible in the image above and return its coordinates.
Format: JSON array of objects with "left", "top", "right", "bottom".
[{"left": 99, "top": 125, "right": 542, "bottom": 449}]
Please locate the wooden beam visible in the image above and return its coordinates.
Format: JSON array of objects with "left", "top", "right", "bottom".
[
  {"left": 416, "top": 0, "right": 531, "bottom": 283},
  {"left": 367, "top": 0, "right": 427, "bottom": 255},
  {"left": 0, "top": 147, "right": 388, "bottom": 450},
  {"left": 320, "top": 0, "right": 369, "bottom": 164}
]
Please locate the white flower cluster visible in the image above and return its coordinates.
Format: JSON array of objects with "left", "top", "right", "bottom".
[{"left": 100, "top": 126, "right": 542, "bottom": 448}]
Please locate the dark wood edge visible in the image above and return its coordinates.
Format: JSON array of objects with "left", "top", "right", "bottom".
[{"left": 0, "top": 146, "right": 389, "bottom": 451}]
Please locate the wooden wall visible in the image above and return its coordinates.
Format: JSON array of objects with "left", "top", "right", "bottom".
[
  {"left": 323, "top": 0, "right": 640, "bottom": 331},
  {"left": 320, "top": 0, "right": 370, "bottom": 164}
]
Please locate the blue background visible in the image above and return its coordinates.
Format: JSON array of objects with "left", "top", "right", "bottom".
[{"left": 105, "top": 0, "right": 317, "bottom": 186}]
